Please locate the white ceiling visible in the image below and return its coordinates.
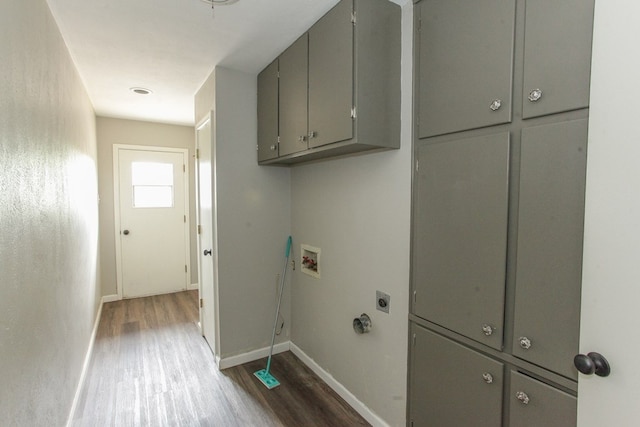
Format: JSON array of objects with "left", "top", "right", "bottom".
[{"left": 46, "top": 0, "right": 356, "bottom": 125}]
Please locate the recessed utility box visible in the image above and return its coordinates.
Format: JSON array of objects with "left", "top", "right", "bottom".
[{"left": 301, "top": 244, "right": 321, "bottom": 279}]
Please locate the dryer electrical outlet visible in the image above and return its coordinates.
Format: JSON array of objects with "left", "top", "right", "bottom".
[{"left": 376, "top": 291, "right": 390, "bottom": 314}]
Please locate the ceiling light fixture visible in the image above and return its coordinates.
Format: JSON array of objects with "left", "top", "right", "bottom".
[
  {"left": 130, "top": 87, "right": 153, "bottom": 95},
  {"left": 200, "top": 0, "right": 239, "bottom": 6}
]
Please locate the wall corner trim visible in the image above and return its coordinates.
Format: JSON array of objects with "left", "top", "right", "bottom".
[
  {"left": 290, "top": 342, "right": 392, "bottom": 427},
  {"left": 217, "top": 341, "right": 291, "bottom": 370},
  {"left": 66, "top": 296, "right": 106, "bottom": 427}
]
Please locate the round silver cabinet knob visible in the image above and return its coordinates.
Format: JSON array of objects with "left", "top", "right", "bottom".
[
  {"left": 489, "top": 99, "right": 502, "bottom": 111},
  {"left": 482, "top": 372, "right": 494, "bottom": 384},
  {"left": 528, "top": 88, "right": 543, "bottom": 102},
  {"left": 516, "top": 391, "right": 530, "bottom": 405},
  {"left": 519, "top": 336, "right": 532, "bottom": 350},
  {"left": 482, "top": 324, "right": 494, "bottom": 336}
]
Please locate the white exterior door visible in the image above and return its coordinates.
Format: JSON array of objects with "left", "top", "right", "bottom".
[
  {"left": 578, "top": 1, "right": 640, "bottom": 425},
  {"left": 196, "top": 115, "right": 218, "bottom": 354},
  {"left": 115, "top": 146, "right": 190, "bottom": 299}
]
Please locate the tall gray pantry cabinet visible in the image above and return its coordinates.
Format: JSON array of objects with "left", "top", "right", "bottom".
[{"left": 408, "top": 0, "right": 595, "bottom": 426}]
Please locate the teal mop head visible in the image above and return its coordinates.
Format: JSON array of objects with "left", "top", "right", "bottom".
[{"left": 254, "top": 368, "right": 280, "bottom": 389}]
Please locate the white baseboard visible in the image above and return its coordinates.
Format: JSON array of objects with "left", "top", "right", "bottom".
[
  {"left": 188, "top": 283, "right": 199, "bottom": 290},
  {"left": 102, "top": 294, "right": 119, "bottom": 303},
  {"left": 218, "top": 341, "right": 291, "bottom": 370},
  {"left": 66, "top": 296, "right": 105, "bottom": 427},
  {"left": 290, "top": 342, "right": 391, "bottom": 427}
]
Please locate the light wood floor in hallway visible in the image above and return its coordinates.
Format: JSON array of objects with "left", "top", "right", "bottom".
[{"left": 72, "top": 290, "right": 369, "bottom": 426}]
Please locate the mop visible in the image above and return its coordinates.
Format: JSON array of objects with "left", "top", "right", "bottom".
[{"left": 254, "top": 236, "right": 292, "bottom": 389}]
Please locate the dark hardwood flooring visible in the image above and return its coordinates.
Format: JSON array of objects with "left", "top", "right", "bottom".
[{"left": 72, "top": 291, "right": 369, "bottom": 426}]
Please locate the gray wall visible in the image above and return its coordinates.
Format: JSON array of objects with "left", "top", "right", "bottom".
[
  {"left": 289, "top": 3, "right": 412, "bottom": 426},
  {"left": 195, "top": 67, "right": 292, "bottom": 358},
  {"left": 0, "top": 1, "right": 100, "bottom": 425},
  {"left": 96, "top": 117, "right": 197, "bottom": 296}
]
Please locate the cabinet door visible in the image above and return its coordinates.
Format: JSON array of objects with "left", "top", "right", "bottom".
[
  {"left": 257, "top": 59, "right": 279, "bottom": 162},
  {"left": 308, "top": 0, "right": 353, "bottom": 149},
  {"left": 522, "top": 0, "right": 595, "bottom": 119},
  {"left": 512, "top": 119, "right": 588, "bottom": 379},
  {"left": 409, "top": 324, "right": 504, "bottom": 427},
  {"left": 413, "top": 133, "right": 509, "bottom": 350},
  {"left": 279, "top": 34, "right": 308, "bottom": 157},
  {"left": 417, "top": 0, "right": 515, "bottom": 138},
  {"left": 509, "top": 371, "right": 577, "bottom": 427}
]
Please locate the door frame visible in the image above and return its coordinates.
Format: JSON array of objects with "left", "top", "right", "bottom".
[
  {"left": 195, "top": 112, "right": 220, "bottom": 356},
  {"left": 112, "top": 144, "right": 191, "bottom": 300}
]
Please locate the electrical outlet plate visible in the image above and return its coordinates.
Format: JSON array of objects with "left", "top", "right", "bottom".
[{"left": 376, "top": 291, "right": 390, "bottom": 314}]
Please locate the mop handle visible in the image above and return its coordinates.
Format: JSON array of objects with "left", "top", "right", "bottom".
[{"left": 265, "top": 236, "right": 292, "bottom": 373}]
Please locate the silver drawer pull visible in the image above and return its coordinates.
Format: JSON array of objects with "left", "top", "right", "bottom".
[
  {"left": 516, "top": 391, "right": 530, "bottom": 405},
  {"left": 528, "top": 88, "right": 543, "bottom": 102},
  {"left": 482, "top": 372, "right": 494, "bottom": 384},
  {"left": 269, "top": 144, "right": 277, "bottom": 151},
  {"left": 298, "top": 135, "right": 307, "bottom": 143},
  {"left": 308, "top": 131, "right": 318, "bottom": 139},
  {"left": 489, "top": 99, "right": 502, "bottom": 111},
  {"left": 519, "top": 336, "right": 532, "bottom": 350}
]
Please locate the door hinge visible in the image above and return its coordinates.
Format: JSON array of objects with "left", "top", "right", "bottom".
[
  {"left": 351, "top": 106, "right": 357, "bottom": 119},
  {"left": 418, "top": 18, "right": 422, "bottom": 32},
  {"left": 415, "top": 159, "right": 419, "bottom": 172},
  {"left": 413, "top": 290, "right": 417, "bottom": 303},
  {"left": 183, "top": 164, "right": 185, "bottom": 172},
  {"left": 195, "top": 149, "right": 200, "bottom": 159},
  {"left": 277, "top": 70, "right": 280, "bottom": 78},
  {"left": 197, "top": 224, "right": 202, "bottom": 235},
  {"left": 185, "top": 265, "right": 188, "bottom": 273},
  {"left": 351, "top": 11, "right": 356, "bottom": 25},
  {"left": 412, "top": 333, "right": 417, "bottom": 346},
  {"left": 184, "top": 215, "right": 187, "bottom": 223},
  {"left": 200, "top": 298, "right": 203, "bottom": 308}
]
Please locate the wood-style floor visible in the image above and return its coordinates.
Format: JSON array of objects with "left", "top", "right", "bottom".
[{"left": 72, "top": 291, "right": 369, "bottom": 426}]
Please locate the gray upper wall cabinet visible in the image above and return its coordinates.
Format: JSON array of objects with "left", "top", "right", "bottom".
[
  {"left": 417, "top": 0, "right": 516, "bottom": 138},
  {"left": 279, "top": 35, "right": 309, "bottom": 157},
  {"left": 257, "top": 0, "right": 400, "bottom": 165},
  {"left": 257, "top": 59, "right": 279, "bottom": 162},
  {"left": 522, "top": 0, "right": 595, "bottom": 119}
]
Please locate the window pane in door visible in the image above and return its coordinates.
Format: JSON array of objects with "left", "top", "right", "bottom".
[{"left": 131, "top": 162, "right": 174, "bottom": 208}]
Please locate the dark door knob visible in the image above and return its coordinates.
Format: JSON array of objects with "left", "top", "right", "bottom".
[
  {"left": 574, "top": 352, "right": 611, "bottom": 377},
  {"left": 203, "top": 249, "right": 212, "bottom": 256},
  {"left": 122, "top": 230, "right": 130, "bottom": 235}
]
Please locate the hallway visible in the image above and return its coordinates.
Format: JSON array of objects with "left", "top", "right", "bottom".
[{"left": 71, "top": 291, "right": 368, "bottom": 426}]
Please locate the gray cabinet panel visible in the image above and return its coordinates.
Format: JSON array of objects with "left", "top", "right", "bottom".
[
  {"left": 417, "top": 0, "right": 515, "bottom": 138},
  {"left": 279, "top": 34, "right": 308, "bottom": 157},
  {"left": 257, "top": 59, "right": 279, "bottom": 162},
  {"left": 522, "top": 0, "right": 594, "bottom": 119},
  {"left": 509, "top": 371, "right": 577, "bottom": 427},
  {"left": 409, "top": 325, "right": 504, "bottom": 427},
  {"left": 413, "top": 133, "right": 509, "bottom": 350},
  {"left": 512, "top": 119, "right": 588, "bottom": 379},
  {"left": 308, "top": 0, "right": 353, "bottom": 148}
]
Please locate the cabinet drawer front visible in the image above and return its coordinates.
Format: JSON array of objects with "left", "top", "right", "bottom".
[
  {"left": 522, "top": 0, "right": 595, "bottom": 119},
  {"left": 413, "top": 132, "right": 509, "bottom": 350},
  {"left": 410, "top": 325, "right": 504, "bottom": 427},
  {"left": 417, "top": 0, "right": 515, "bottom": 138},
  {"left": 512, "top": 119, "right": 588, "bottom": 379},
  {"left": 509, "top": 371, "right": 576, "bottom": 427}
]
